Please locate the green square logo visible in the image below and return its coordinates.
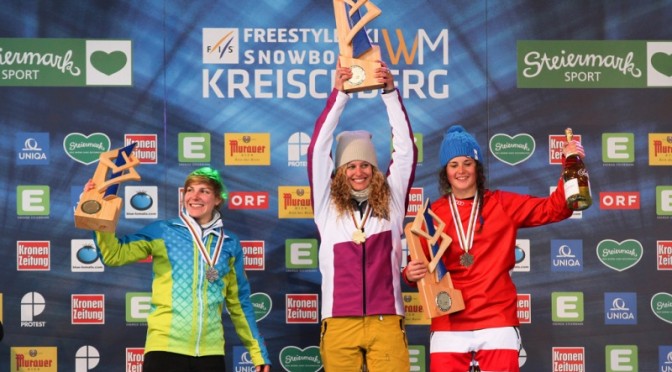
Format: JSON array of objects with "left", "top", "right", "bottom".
[
  {"left": 409, "top": 345, "right": 426, "bottom": 372},
  {"left": 178, "top": 133, "right": 211, "bottom": 162},
  {"left": 657, "top": 186, "right": 672, "bottom": 216},
  {"left": 125, "top": 292, "right": 151, "bottom": 323},
  {"left": 606, "top": 345, "right": 638, "bottom": 372},
  {"left": 602, "top": 133, "right": 634, "bottom": 163},
  {"left": 285, "top": 239, "right": 318, "bottom": 270},
  {"left": 414, "top": 133, "right": 423, "bottom": 163},
  {"left": 390, "top": 133, "right": 423, "bottom": 163},
  {"left": 552, "top": 292, "right": 584, "bottom": 322},
  {"left": 17, "top": 185, "right": 50, "bottom": 216}
]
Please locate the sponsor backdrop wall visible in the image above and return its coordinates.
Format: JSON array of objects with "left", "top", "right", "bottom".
[{"left": 1, "top": 0, "right": 671, "bottom": 371}]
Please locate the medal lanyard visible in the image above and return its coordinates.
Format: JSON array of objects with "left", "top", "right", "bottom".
[
  {"left": 179, "top": 208, "right": 223, "bottom": 269},
  {"left": 448, "top": 193, "right": 479, "bottom": 258}
]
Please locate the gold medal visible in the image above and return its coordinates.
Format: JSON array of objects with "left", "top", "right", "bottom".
[
  {"left": 350, "top": 206, "right": 372, "bottom": 244},
  {"left": 352, "top": 229, "right": 366, "bottom": 244}
]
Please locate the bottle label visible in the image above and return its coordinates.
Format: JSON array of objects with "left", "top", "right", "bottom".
[{"left": 564, "top": 178, "right": 580, "bottom": 198}]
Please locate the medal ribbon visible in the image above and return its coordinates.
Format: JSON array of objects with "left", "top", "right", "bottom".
[
  {"left": 349, "top": 205, "right": 372, "bottom": 240},
  {"left": 448, "top": 193, "right": 480, "bottom": 260},
  {"left": 179, "top": 208, "right": 223, "bottom": 270}
]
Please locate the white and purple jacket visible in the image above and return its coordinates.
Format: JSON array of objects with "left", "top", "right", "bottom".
[{"left": 308, "top": 89, "right": 417, "bottom": 319}]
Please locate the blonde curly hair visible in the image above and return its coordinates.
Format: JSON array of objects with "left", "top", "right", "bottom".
[{"left": 330, "top": 164, "right": 391, "bottom": 220}]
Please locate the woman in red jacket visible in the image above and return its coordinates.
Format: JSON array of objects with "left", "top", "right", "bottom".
[{"left": 404, "top": 125, "right": 585, "bottom": 372}]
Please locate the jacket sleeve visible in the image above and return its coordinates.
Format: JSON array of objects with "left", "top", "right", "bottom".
[
  {"left": 307, "top": 88, "right": 350, "bottom": 228},
  {"left": 223, "top": 238, "right": 271, "bottom": 366},
  {"left": 94, "top": 224, "right": 158, "bottom": 266},
  {"left": 498, "top": 177, "right": 574, "bottom": 228},
  {"left": 382, "top": 89, "right": 418, "bottom": 218}
]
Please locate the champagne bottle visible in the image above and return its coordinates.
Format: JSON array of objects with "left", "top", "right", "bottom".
[{"left": 562, "top": 127, "right": 592, "bottom": 211}]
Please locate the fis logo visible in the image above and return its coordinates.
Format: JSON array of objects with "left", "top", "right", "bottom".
[{"left": 203, "top": 28, "right": 238, "bottom": 64}]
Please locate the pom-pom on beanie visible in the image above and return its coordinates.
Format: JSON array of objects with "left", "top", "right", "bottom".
[
  {"left": 439, "top": 125, "right": 482, "bottom": 167},
  {"left": 335, "top": 130, "right": 378, "bottom": 168}
]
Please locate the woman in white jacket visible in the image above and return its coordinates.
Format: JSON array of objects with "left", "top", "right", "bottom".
[{"left": 307, "top": 61, "right": 417, "bottom": 372}]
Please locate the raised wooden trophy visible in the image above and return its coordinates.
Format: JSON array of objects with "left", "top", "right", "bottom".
[
  {"left": 333, "top": 0, "right": 385, "bottom": 93},
  {"left": 74, "top": 143, "right": 140, "bottom": 232},
  {"left": 405, "top": 199, "right": 465, "bottom": 318}
]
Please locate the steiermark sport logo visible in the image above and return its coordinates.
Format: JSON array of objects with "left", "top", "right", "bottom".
[
  {"left": 517, "top": 40, "right": 672, "bottom": 88},
  {"left": 0, "top": 38, "right": 132, "bottom": 86},
  {"left": 279, "top": 346, "right": 322, "bottom": 372},
  {"left": 597, "top": 239, "right": 643, "bottom": 271},
  {"left": 63, "top": 132, "right": 111, "bottom": 165},
  {"left": 489, "top": 133, "right": 535, "bottom": 165},
  {"left": 650, "top": 292, "right": 672, "bottom": 324}
]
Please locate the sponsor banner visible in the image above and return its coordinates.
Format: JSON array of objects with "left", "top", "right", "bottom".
[
  {"left": 278, "top": 345, "right": 322, "bottom": 372},
  {"left": 126, "top": 348, "right": 144, "bottom": 372},
  {"left": 599, "top": 191, "right": 640, "bottom": 210},
  {"left": 658, "top": 241, "right": 672, "bottom": 270},
  {"left": 242, "top": 240, "right": 266, "bottom": 271},
  {"left": 16, "top": 132, "right": 50, "bottom": 165},
  {"left": 71, "top": 294, "right": 105, "bottom": 325},
  {"left": 517, "top": 293, "right": 531, "bottom": 324},
  {"left": 489, "top": 132, "right": 535, "bottom": 165},
  {"left": 229, "top": 191, "right": 270, "bottom": 210},
  {"left": 405, "top": 187, "right": 424, "bottom": 218},
  {"left": 0, "top": 38, "right": 132, "bottom": 87},
  {"left": 278, "top": 186, "right": 312, "bottom": 219},
  {"left": 11, "top": 346, "right": 57, "bottom": 371},
  {"left": 17, "top": 240, "right": 50, "bottom": 271},
  {"left": 402, "top": 292, "right": 431, "bottom": 326},
  {"left": 285, "top": 239, "right": 318, "bottom": 271},
  {"left": 552, "top": 347, "right": 584, "bottom": 372},
  {"left": 224, "top": 133, "right": 271, "bottom": 165},
  {"left": 649, "top": 133, "right": 672, "bottom": 166},
  {"left": 518, "top": 40, "right": 672, "bottom": 88},
  {"left": 605, "top": 345, "right": 638, "bottom": 372},
  {"left": 285, "top": 294, "right": 319, "bottom": 324},
  {"left": 125, "top": 134, "right": 158, "bottom": 164},
  {"left": 596, "top": 239, "right": 642, "bottom": 272}
]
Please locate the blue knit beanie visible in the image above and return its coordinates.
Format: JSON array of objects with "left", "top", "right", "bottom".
[{"left": 439, "top": 125, "right": 482, "bottom": 167}]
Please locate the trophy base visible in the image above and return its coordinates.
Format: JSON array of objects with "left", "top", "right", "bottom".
[
  {"left": 339, "top": 46, "right": 385, "bottom": 93},
  {"left": 420, "top": 275, "right": 465, "bottom": 318},
  {"left": 74, "top": 196, "right": 122, "bottom": 233}
]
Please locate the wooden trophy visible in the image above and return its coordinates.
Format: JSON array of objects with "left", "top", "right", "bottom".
[
  {"left": 333, "top": 0, "right": 385, "bottom": 93},
  {"left": 404, "top": 199, "right": 465, "bottom": 318},
  {"left": 74, "top": 143, "right": 140, "bottom": 232}
]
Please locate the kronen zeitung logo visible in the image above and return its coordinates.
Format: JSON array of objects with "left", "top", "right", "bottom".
[{"left": 517, "top": 40, "right": 672, "bottom": 88}]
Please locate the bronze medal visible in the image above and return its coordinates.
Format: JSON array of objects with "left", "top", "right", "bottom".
[
  {"left": 206, "top": 267, "right": 219, "bottom": 283},
  {"left": 81, "top": 200, "right": 102, "bottom": 214}
]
